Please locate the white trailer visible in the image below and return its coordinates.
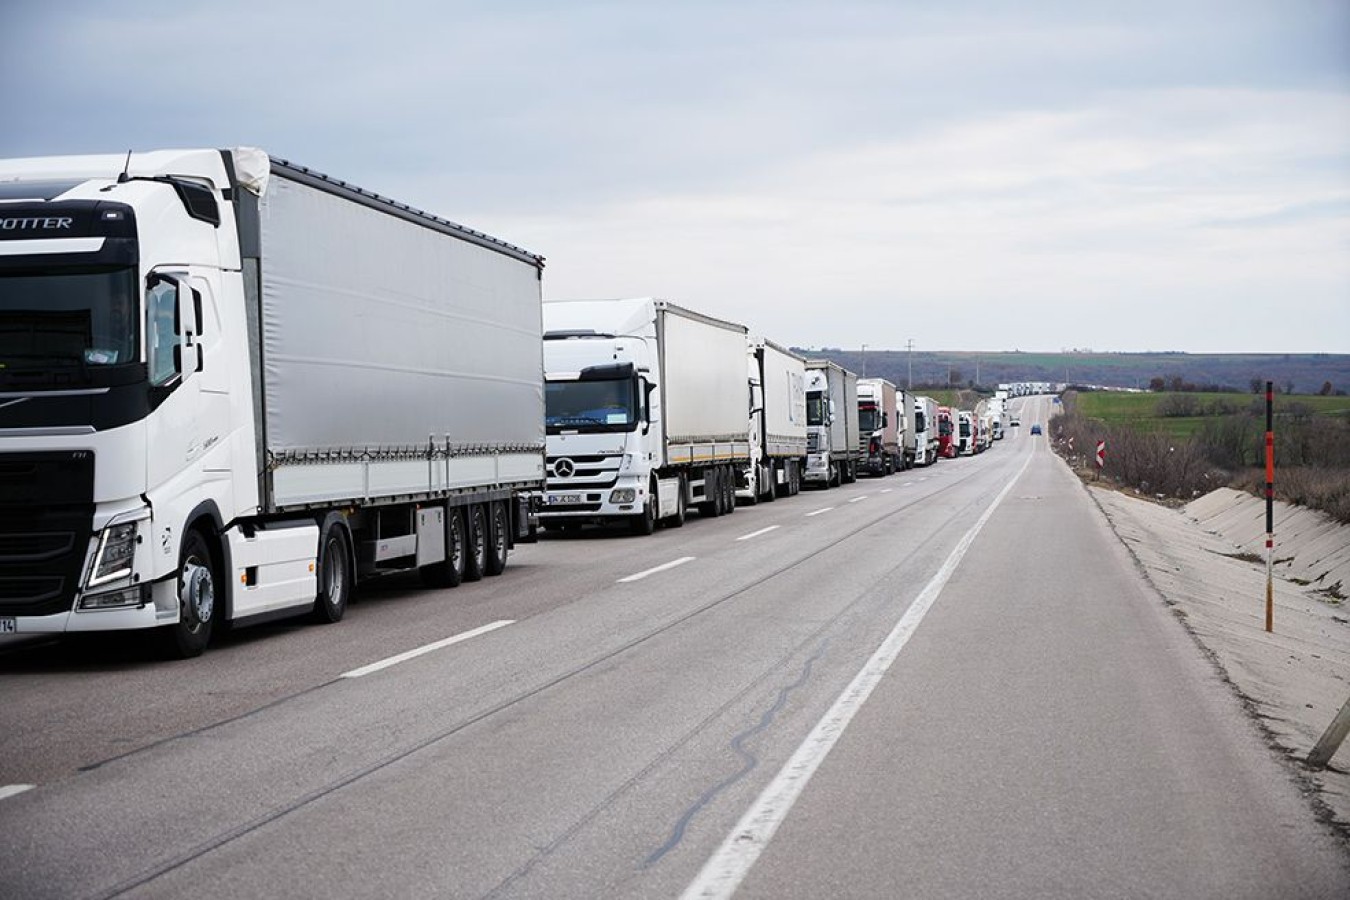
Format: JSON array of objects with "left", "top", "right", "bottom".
[
  {"left": 539, "top": 298, "right": 751, "bottom": 533},
  {"left": 740, "top": 336, "right": 807, "bottom": 502},
  {"left": 804, "top": 360, "right": 861, "bottom": 486},
  {"left": 0, "top": 148, "right": 546, "bottom": 657},
  {"left": 912, "top": 395, "right": 940, "bottom": 465},
  {"left": 896, "top": 387, "right": 917, "bottom": 469},
  {"left": 856, "top": 377, "right": 903, "bottom": 475}
]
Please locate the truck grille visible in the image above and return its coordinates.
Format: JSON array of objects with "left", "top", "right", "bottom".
[{"left": 0, "top": 451, "right": 94, "bottom": 616}]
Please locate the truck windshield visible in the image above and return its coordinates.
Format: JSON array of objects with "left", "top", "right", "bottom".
[
  {"left": 546, "top": 377, "right": 639, "bottom": 433},
  {"left": 0, "top": 266, "right": 139, "bottom": 381},
  {"left": 806, "top": 392, "right": 826, "bottom": 426},
  {"left": 858, "top": 405, "right": 881, "bottom": 433}
]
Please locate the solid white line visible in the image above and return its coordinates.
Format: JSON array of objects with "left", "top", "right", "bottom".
[
  {"left": 340, "top": 620, "right": 514, "bottom": 678},
  {"left": 0, "top": 784, "right": 35, "bottom": 801},
  {"left": 618, "top": 556, "right": 696, "bottom": 583},
  {"left": 737, "top": 526, "right": 781, "bottom": 542},
  {"left": 680, "top": 450, "right": 1033, "bottom": 900},
  {"left": 805, "top": 507, "right": 833, "bottom": 518},
  {"left": 848, "top": 496, "right": 867, "bottom": 504}
]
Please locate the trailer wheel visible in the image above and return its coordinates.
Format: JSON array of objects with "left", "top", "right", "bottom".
[
  {"left": 723, "top": 465, "right": 737, "bottom": 514},
  {"left": 464, "top": 504, "right": 488, "bottom": 582},
  {"left": 698, "top": 468, "right": 720, "bottom": 517},
  {"left": 312, "top": 514, "right": 352, "bottom": 624},
  {"left": 485, "top": 501, "right": 510, "bottom": 575},
  {"left": 665, "top": 476, "right": 687, "bottom": 528},
  {"left": 420, "top": 507, "right": 466, "bottom": 588},
  {"left": 156, "top": 528, "right": 216, "bottom": 659}
]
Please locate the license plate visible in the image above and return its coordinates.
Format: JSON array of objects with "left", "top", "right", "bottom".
[
  {"left": 548, "top": 494, "right": 583, "bottom": 505},
  {"left": 0, "top": 618, "right": 15, "bottom": 634}
]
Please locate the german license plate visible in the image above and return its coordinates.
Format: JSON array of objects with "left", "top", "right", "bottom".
[
  {"left": 548, "top": 494, "right": 582, "bottom": 505},
  {"left": 0, "top": 618, "right": 15, "bottom": 634}
]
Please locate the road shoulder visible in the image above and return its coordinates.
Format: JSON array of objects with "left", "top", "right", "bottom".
[{"left": 1089, "top": 482, "right": 1350, "bottom": 838}]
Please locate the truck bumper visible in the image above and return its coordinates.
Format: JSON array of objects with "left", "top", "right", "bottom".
[
  {"left": 4, "top": 599, "right": 167, "bottom": 635},
  {"left": 535, "top": 475, "right": 649, "bottom": 525}
]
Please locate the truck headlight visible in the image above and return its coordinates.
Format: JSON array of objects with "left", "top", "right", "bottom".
[
  {"left": 90, "top": 521, "right": 138, "bottom": 586},
  {"left": 610, "top": 488, "right": 637, "bottom": 504}
]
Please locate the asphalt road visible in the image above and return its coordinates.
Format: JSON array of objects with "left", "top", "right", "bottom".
[{"left": 1, "top": 397, "right": 1346, "bottom": 899}]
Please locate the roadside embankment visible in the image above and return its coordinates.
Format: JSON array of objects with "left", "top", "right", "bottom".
[{"left": 1088, "top": 484, "right": 1350, "bottom": 835}]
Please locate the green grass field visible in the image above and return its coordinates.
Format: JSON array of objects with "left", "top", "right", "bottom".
[{"left": 1071, "top": 391, "right": 1350, "bottom": 437}]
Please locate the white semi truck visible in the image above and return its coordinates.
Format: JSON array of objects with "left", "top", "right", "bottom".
[
  {"left": 912, "top": 395, "right": 940, "bottom": 466},
  {"left": 856, "top": 377, "right": 903, "bottom": 475},
  {"left": 804, "top": 360, "right": 861, "bottom": 486},
  {"left": 0, "top": 148, "right": 546, "bottom": 657},
  {"left": 538, "top": 298, "right": 751, "bottom": 534},
  {"left": 740, "top": 336, "right": 807, "bottom": 503}
]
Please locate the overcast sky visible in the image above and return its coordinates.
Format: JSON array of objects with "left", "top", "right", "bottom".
[{"left": 4, "top": 0, "right": 1348, "bottom": 353}]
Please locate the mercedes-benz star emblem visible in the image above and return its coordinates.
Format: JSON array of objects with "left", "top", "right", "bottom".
[{"left": 553, "top": 458, "right": 575, "bottom": 478}]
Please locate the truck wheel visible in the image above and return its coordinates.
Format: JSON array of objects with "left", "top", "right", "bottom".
[
  {"left": 630, "top": 481, "right": 658, "bottom": 536},
  {"left": 762, "top": 464, "right": 776, "bottom": 502},
  {"left": 156, "top": 529, "right": 216, "bottom": 659},
  {"left": 742, "top": 467, "right": 759, "bottom": 507},
  {"left": 465, "top": 504, "right": 488, "bottom": 582},
  {"left": 724, "top": 466, "right": 737, "bottom": 513},
  {"left": 420, "top": 508, "right": 466, "bottom": 588},
  {"left": 665, "top": 476, "right": 687, "bottom": 527},
  {"left": 698, "top": 468, "right": 720, "bottom": 517},
  {"left": 312, "top": 514, "right": 352, "bottom": 624},
  {"left": 485, "top": 501, "right": 509, "bottom": 575}
]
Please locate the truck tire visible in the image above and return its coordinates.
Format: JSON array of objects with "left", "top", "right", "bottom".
[
  {"left": 762, "top": 464, "right": 776, "bottom": 502},
  {"left": 665, "top": 476, "right": 687, "bottom": 527},
  {"left": 420, "top": 507, "right": 466, "bottom": 588},
  {"left": 698, "top": 468, "right": 720, "bottom": 517},
  {"left": 485, "top": 500, "right": 510, "bottom": 575},
  {"left": 156, "top": 528, "right": 216, "bottom": 659},
  {"left": 723, "top": 465, "right": 737, "bottom": 514},
  {"left": 312, "top": 513, "right": 353, "bottom": 624},
  {"left": 630, "top": 480, "right": 658, "bottom": 536},
  {"left": 464, "top": 504, "right": 488, "bottom": 582}
]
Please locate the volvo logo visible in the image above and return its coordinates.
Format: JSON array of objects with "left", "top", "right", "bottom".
[{"left": 553, "top": 457, "right": 575, "bottom": 478}]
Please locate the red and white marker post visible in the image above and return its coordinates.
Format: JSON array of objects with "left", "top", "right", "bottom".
[{"left": 1265, "top": 381, "right": 1275, "bottom": 634}]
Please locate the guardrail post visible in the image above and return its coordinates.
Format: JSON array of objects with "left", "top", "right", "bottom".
[{"left": 1307, "top": 694, "right": 1350, "bottom": 770}]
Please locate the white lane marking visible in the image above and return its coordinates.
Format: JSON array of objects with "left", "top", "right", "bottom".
[
  {"left": 737, "top": 526, "right": 781, "bottom": 542},
  {"left": 805, "top": 507, "right": 833, "bottom": 518},
  {"left": 902, "top": 481, "right": 915, "bottom": 486},
  {"left": 618, "top": 556, "right": 696, "bottom": 583},
  {"left": 681, "top": 450, "right": 1033, "bottom": 900},
  {"left": 848, "top": 496, "right": 867, "bottom": 504},
  {"left": 0, "top": 784, "right": 35, "bottom": 801},
  {"left": 880, "top": 489, "right": 894, "bottom": 494},
  {"left": 341, "top": 620, "right": 514, "bottom": 679}
]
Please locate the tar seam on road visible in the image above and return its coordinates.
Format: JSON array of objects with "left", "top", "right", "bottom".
[
  {"left": 680, "top": 448, "right": 1035, "bottom": 900},
  {"left": 86, "top": 451, "right": 1015, "bottom": 899},
  {"left": 644, "top": 640, "right": 830, "bottom": 866}
]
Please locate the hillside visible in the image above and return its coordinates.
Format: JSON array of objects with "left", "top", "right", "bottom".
[{"left": 792, "top": 350, "right": 1350, "bottom": 396}]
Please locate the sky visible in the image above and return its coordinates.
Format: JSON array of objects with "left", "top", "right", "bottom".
[{"left": 3, "top": 0, "right": 1348, "bottom": 353}]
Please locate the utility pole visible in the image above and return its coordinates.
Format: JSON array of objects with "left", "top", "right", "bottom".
[{"left": 906, "top": 339, "right": 914, "bottom": 389}]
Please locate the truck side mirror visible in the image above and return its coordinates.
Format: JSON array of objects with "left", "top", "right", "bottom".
[{"left": 641, "top": 379, "right": 656, "bottom": 434}]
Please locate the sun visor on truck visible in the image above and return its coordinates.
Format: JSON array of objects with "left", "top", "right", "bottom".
[{"left": 578, "top": 363, "right": 635, "bottom": 381}]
